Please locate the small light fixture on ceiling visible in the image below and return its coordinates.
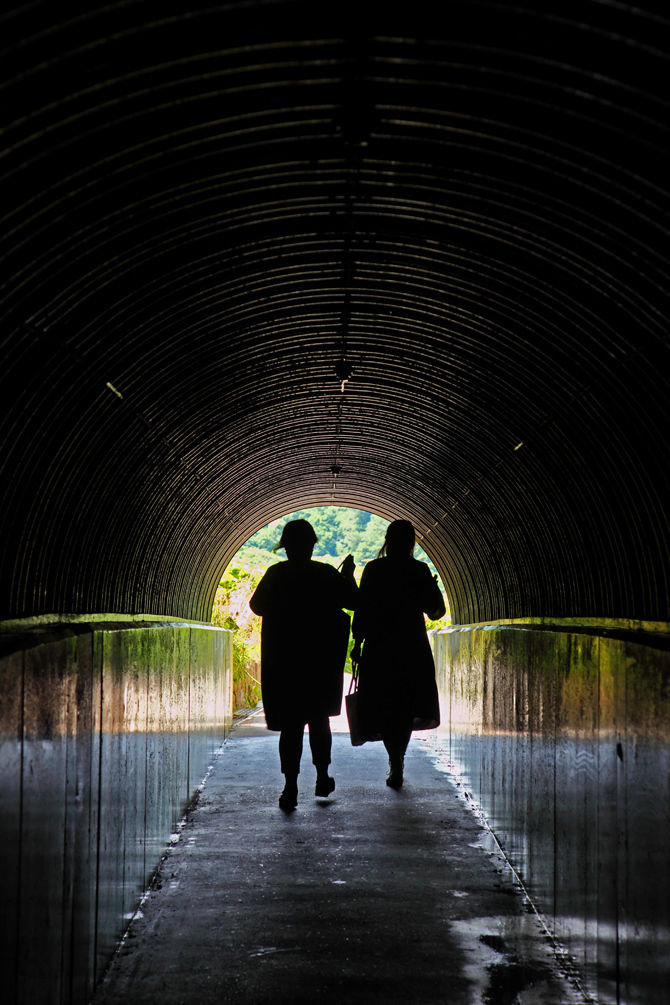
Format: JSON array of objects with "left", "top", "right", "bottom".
[
  {"left": 514, "top": 441, "right": 524, "bottom": 451},
  {"left": 330, "top": 464, "right": 342, "bottom": 475}
]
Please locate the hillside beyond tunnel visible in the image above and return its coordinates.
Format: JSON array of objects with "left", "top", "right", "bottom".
[{"left": 1, "top": 3, "right": 669, "bottom": 1004}]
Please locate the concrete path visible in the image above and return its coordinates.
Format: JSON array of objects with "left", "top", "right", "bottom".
[{"left": 92, "top": 709, "right": 584, "bottom": 1004}]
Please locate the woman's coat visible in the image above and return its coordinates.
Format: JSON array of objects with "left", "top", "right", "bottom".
[
  {"left": 352, "top": 556, "right": 445, "bottom": 732},
  {"left": 250, "top": 559, "right": 358, "bottom": 730}
]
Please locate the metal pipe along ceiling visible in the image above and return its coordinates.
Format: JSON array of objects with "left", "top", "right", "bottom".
[{"left": 0, "top": 2, "right": 668, "bottom": 624}]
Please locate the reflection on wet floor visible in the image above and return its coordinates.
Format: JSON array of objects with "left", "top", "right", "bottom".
[{"left": 450, "top": 914, "right": 592, "bottom": 1005}]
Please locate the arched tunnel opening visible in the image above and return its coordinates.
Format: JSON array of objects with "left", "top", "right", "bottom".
[
  {"left": 212, "top": 504, "right": 452, "bottom": 708},
  {"left": 1, "top": 2, "right": 668, "bottom": 1003}
]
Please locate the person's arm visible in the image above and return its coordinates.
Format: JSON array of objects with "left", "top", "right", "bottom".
[
  {"left": 338, "top": 553, "right": 359, "bottom": 609},
  {"left": 421, "top": 567, "right": 446, "bottom": 620},
  {"left": 350, "top": 564, "right": 370, "bottom": 660},
  {"left": 249, "top": 567, "right": 274, "bottom": 616}
]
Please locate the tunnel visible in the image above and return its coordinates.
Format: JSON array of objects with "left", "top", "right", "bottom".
[{"left": 1, "top": 2, "right": 669, "bottom": 1002}]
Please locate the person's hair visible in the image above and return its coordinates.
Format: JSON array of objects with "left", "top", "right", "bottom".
[
  {"left": 275, "top": 518, "right": 318, "bottom": 552},
  {"left": 378, "top": 519, "right": 415, "bottom": 558}
]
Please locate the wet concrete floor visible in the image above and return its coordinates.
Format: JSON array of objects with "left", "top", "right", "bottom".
[{"left": 92, "top": 708, "right": 586, "bottom": 1004}]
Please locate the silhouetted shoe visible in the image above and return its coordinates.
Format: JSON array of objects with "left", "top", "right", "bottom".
[
  {"left": 278, "top": 785, "right": 298, "bottom": 811},
  {"left": 315, "top": 775, "right": 335, "bottom": 797}
]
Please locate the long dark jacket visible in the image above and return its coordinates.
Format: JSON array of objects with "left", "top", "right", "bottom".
[
  {"left": 352, "top": 556, "right": 445, "bottom": 732},
  {"left": 249, "top": 560, "right": 358, "bottom": 730}
]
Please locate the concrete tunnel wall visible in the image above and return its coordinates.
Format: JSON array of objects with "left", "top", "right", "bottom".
[
  {"left": 433, "top": 621, "right": 670, "bottom": 1005},
  {"left": 0, "top": 620, "right": 232, "bottom": 1005}
]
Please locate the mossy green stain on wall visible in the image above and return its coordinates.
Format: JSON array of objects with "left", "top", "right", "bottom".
[
  {"left": 434, "top": 623, "right": 670, "bottom": 1004},
  {"left": 1, "top": 619, "right": 232, "bottom": 1005}
]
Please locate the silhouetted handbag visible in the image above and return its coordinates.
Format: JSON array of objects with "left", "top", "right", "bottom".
[{"left": 345, "top": 664, "right": 381, "bottom": 746}]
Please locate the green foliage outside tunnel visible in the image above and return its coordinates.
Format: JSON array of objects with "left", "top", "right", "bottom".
[{"left": 211, "top": 507, "right": 451, "bottom": 711}]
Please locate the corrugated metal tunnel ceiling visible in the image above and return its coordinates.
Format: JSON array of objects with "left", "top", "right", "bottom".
[{"left": 1, "top": 1, "right": 668, "bottom": 625}]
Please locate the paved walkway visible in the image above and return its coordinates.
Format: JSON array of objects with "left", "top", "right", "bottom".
[{"left": 92, "top": 708, "right": 584, "bottom": 1004}]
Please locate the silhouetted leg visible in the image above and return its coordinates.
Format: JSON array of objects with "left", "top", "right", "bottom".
[
  {"left": 309, "top": 716, "right": 335, "bottom": 796},
  {"left": 307, "top": 715, "right": 332, "bottom": 769},
  {"left": 278, "top": 720, "right": 305, "bottom": 809},
  {"left": 278, "top": 721, "right": 305, "bottom": 777},
  {"left": 382, "top": 723, "right": 412, "bottom": 789}
]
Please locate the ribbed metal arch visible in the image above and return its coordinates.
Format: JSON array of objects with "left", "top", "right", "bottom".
[{"left": 1, "top": 1, "right": 668, "bottom": 624}]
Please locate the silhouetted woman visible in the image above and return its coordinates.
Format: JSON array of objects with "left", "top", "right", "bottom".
[
  {"left": 351, "top": 520, "right": 445, "bottom": 789},
  {"left": 249, "top": 519, "right": 358, "bottom": 810}
]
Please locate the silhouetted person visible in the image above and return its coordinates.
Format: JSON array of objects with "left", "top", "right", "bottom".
[
  {"left": 351, "top": 520, "right": 445, "bottom": 788},
  {"left": 249, "top": 519, "right": 358, "bottom": 810}
]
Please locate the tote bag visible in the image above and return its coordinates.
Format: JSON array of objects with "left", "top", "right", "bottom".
[{"left": 345, "top": 667, "right": 381, "bottom": 746}]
